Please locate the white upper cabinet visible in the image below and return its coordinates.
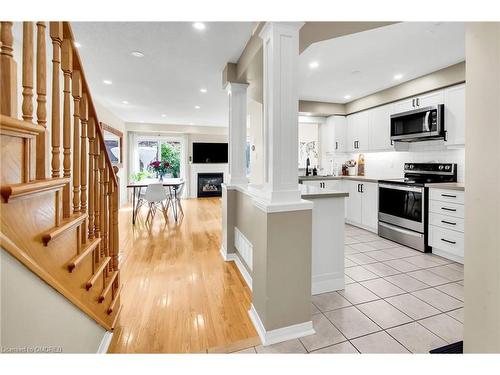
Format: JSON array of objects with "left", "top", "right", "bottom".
[
  {"left": 444, "top": 83, "right": 465, "bottom": 146},
  {"left": 394, "top": 90, "right": 445, "bottom": 113},
  {"left": 369, "top": 103, "right": 394, "bottom": 151},
  {"left": 347, "top": 111, "right": 369, "bottom": 152},
  {"left": 334, "top": 116, "right": 347, "bottom": 152},
  {"left": 321, "top": 115, "right": 347, "bottom": 154}
]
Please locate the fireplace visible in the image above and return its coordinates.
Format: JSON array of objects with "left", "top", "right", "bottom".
[{"left": 197, "top": 173, "right": 223, "bottom": 198}]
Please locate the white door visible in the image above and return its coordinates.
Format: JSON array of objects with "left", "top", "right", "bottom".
[
  {"left": 345, "top": 180, "right": 362, "bottom": 225},
  {"left": 444, "top": 84, "right": 465, "bottom": 146},
  {"left": 356, "top": 111, "right": 370, "bottom": 151},
  {"left": 334, "top": 116, "right": 347, "bottom": 152},
  {"left": 361, "top": 182, "right": 379, "bottom": 232},
  {"left": 417, "top": 90, "right": 444, "bottom": 108},
  {"left": 369, "top": 104, "right": 394, "bottom": 151},
  {"left": 346, "top": 114, "right": 358, "bottom": 152}
]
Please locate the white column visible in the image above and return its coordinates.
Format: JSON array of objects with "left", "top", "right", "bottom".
[
  {"left": 259, "top": 22, "right": 304, "bottom": 204},
  {"left": 226, "top": 82, "right": 249, "bottom": 185}
]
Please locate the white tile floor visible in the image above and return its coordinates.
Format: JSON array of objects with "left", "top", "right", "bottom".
[{"left": 233, "top": 224, "right": 464, "bottom": 354}]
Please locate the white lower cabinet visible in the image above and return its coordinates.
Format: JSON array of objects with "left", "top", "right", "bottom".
[
  {"left": 344, "top": 180, "right": 378, "bottom": 233},
  {"left": 428, "top": 188, "right": 465, "bottom": 263},
  {"left": 302, "top": 179, "right": 342, "bottom": 190}
]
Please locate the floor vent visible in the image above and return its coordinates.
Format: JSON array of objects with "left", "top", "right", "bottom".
[{"left": 234, "top": 227, "right": 253, "bottom": 270}]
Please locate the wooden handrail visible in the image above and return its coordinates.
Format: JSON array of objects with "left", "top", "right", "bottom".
[{"left": 0, "top": 177, "right": 69, "bottom": 203}]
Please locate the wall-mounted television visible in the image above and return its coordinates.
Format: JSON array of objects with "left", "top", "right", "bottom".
[{"left": 192, "top": 142, "right": 228, "bottom": 164}]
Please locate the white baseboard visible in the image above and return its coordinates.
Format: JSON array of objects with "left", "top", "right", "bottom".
[
  {"left": 345, "top": 220, "right": 378, "bottom": 234},
  {"left": 220, "top": 247, "right": 252, "bottom": 290},
  {"left": 312, "top": 272, "right": 344, "bottom": 295},
  {"left": 97, "top": 332, "right": 113, "bottom": 354},
  {"left": 432, "top": 248, "right": 464, "bottom": 264},
  {"left": 248, "top": 304, "right": 315, "bottom": 346}
]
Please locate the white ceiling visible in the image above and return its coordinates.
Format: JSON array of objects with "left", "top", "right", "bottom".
[
  {"left": 71, "top": 22, "right": 253, "bottom": 126},
  {"left": 298, "top": 22, "right": 465, "bottom": 103}
]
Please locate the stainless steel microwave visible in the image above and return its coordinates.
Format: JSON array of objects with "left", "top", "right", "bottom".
[{"left": 390, "top": 104, "right": 445, "bottom": 142}]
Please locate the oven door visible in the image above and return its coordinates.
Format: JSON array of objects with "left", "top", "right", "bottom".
[
  {"left": 378, "top": 183, "right": 425, "bottom": 233},
  {"left": 390, "top": 105, "right": 443, "bottom": 141}
]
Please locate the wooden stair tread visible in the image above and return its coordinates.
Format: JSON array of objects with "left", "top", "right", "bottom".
[
  {"left": 41, "top": 212, "right": 87, "bottom": 246},
  {"left": 0, "top": 114, "right": 46, "bottom": 138},
  {"left": 1, "top": 177, "right": 70, "bottom": 203},
  {"left": 99, "top": 270, "right": 118, "bottom": 303},
  {"left": 67, "top": 237, "right": 101, "bottom": 272},
  {"left": 86, "top": 257, "right": 111, "bottom": 291},
  {"left": 107, "top": 283, "right": 122, "bottom": 315}
]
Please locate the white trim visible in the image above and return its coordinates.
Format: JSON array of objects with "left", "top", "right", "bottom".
[
  {"left": 312, "top": 272, "right": 345, "bottom": 295},
  {"left": 252, "top": 198, "right": 313, "bottom": 213},
  {"left": 248, "top": 304, "right": 315, "bottom": 346},
  {"left": 432, "top": 248, "right": 464, "bottom": 264},
  {"left": 233, "top": 254, "right": 252, "bottom": 291},
  {"left": 220, "top": 248, "right": 252, "bottom": 290},
  {"left": 97, "top": 332, "right": 113, "bottom": 354}
]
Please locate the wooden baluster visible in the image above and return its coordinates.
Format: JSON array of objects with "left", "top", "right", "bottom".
[
  {"left": 102, "top": 160, "right": 109, "bottom": 264},
  {"left": 88, "top": 117, "right": 96, "bottom": 240},
  {"left": 49, "top": 22, "right": 63, "bottom": 178},
  {"left": 22, "top": 22, "right": 34, "bottom": 122},
  {"left": 0, "top": 22, "right": 17, "bottom": 116},
  {"left": 94, "top": 139, "right": 101, "bottom": 264},
  {"left": 108, "top": 177, "right": 114, "bottom": 273},
  {"left": 80, "top": 93, "right": 88, "bottom": 244},
  {"left": 35, "top": 21, "right": 47, "bottom": 179},
  {"left": 72, "top": 70, "right": 82, "bottom": 214},
  {"left": 112, "top": 167, "right": 120, "bottom": 274},
  {"left": 99, "top": 150, "right": 106, "bottom": 259},
  {"left": 61, "top": 39, "right": 72, "bottom": 218}
]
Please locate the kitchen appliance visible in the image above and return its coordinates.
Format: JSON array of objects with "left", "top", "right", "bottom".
[
  {"left": 378, "top": 163, "right": 457, "bottom": 252},
  {"left": 390, "top": 104, "right": 445, "bottom": 142}
]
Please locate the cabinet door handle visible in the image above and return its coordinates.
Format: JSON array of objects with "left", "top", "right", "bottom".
[
  {"left": 412, "top": 99, "right": 415, "bottom": 107},
  {"left": 441, "top": 194, "right": 457, "bottom": 198},
  {"left": 360, "top": 184, "right": 364, "bottom": 193},
  {"left": 416, "top": 98, "right": 420, "bottom": 107},
  {"left": 357, "top": 184, "right": 360, "bottom": 192},
  {"left": 441, "top": 238, "right": 456, "bottom": 245},
  {"left": 441, "top": 207, "right": 457, "bottom": 212},
  {"left": 441, "top": 220, "right": 457, "bottom": 226},
  {"left": 336, "top": 141, "right": 338, "bottom": 150}
]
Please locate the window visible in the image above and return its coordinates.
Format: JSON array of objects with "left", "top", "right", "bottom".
[{"left": 134, "top": 137, "right": 183, "bottom": 181}]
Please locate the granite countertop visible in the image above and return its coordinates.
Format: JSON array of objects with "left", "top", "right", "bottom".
[
  {"left": 425, "top": 182, "right": 465, "bottom": 191},
  {"left": 298, "top": 175, "right": 399, "bottom": 183},
  {"left": 299, "top": 184, "right": 349, "bottom": 199}
]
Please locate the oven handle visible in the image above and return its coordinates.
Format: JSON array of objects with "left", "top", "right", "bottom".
[
  {"left": 379, "top": 183, "right": 423, "bottom": 193},
  {"left": 379, "top": 222, "right": 424, "bottom": 238},
  {"left": 423, "top": 110, "right": 431, "bottom": 132}
]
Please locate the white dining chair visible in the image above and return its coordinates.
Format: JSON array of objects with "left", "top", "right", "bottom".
[
  {"left": 173, "top": 181, "right": 185, "bottom": 217},
  {"left": 143, "top": 183, "right": 169, "bottom": 223}
]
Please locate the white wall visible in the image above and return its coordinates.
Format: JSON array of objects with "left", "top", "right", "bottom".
[{"left": 0, "top": 249, "right": 106, "bottom": 353}]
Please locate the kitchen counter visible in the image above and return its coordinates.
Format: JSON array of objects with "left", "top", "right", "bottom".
[
  {"left": 299, "top": 175, "right": 399, "bottom": 183},
  {"left": 299, "top": 183, "right": 349, "bottom": 199},
  {"left": 425, "top": 182, "right": 465, "bottom": 191}
]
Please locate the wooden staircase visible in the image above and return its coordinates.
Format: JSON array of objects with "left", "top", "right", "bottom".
[{"left": 0, "top": 21, "right": 122, "bottom": 331}]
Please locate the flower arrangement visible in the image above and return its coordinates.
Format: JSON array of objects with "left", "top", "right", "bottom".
[{"left": 148, "top": 160, "right": 171, "bottom": 180}]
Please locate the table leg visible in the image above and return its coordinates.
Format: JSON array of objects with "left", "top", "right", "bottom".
[
  {"left": 173, "top": 187, "right": 178, "bottom": 222},
  {"left": 132, "top": 187, "right": 137, "bottom": 225}
]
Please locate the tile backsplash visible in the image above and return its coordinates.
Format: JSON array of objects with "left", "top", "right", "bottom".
[{"left": 323, "top": 142, "right": 465, "bottom": 182}]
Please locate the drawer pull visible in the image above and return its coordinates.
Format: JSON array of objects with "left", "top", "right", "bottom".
[
  {"left": 441, "top": 207, "right": 457, "bottom": 212},
  {"left": 441, "top": 238, "right": 457, "bottom": 245},
  {"left": 441, "top": 194, "right": 457, "bottom": 198},
  {"left": 441, "top": 220, "right": 457, "bottom": 226}
]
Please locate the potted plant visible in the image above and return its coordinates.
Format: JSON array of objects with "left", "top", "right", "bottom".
[{"left": 148, "top": 160, "right": 171, "bottom": 181}]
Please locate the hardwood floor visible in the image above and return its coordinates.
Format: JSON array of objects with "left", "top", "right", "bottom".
[{"left": 107, "top": 197, "right": 258, "bottom": 353}]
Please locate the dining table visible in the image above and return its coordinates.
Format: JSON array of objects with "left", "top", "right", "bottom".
[{"left": 127, "top": 178, "right": 184, "bottom": 224}]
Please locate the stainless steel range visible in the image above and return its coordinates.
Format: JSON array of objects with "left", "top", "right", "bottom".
[{"left": 378, "top": 163, "right": 457, "bottom": 252}]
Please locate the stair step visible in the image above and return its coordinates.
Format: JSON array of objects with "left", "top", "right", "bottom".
[
  {"left": 107, "top": 283, "right": 122, "bottom": 315},
  {"left": 86, "top": 257, "right": 111, "bottom": 291},
  {"left": 0, "top": 114, "right": 45, "bottom": 139},
  {"left": 67, "top": 237, "right": 101, "bottom": 272},
  {"left": 41, "top": 212, "right": 87, "bottom": 246},
  {"left": 99, "top": 270, "right": 118, "bottom": 303},
  {"left": 1, "top": 177, "right": 70, "bottom": 203}
]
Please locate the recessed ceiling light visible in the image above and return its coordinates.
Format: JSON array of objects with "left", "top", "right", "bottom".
[
  {"left": 131, "top": 51, "right": 144, "bottom": 58},
  {"left": 199, "top": 88, "right": 207, "bottom": 93},
  {"left": 309, "top": 61, "right": 319, "bottom": 69},
  {"left": 121, "top": 100, "right": 129, "bottom": 104},
  {"left": 161, "top": 114, "right": 167, "bottom": 118},
  {"left": 194, "top": 105, "right": 200, "bottom": 109},
  {"left": 193, "top": 22, "right": 206, "bottom": 31},
  {"left": 394, "top": 73, "right": 404, "bottom": 80},
  {"left": 74, "top": 41, "right": 81, "bottom": 48},
  {"left": 351, "top": 70, "right": 361, "bottom": 75},
  {"left": 103, "top": 79, "right": 112, "bottom": 85},
  {"left": 189, "top": 122, "right": 194, "bottom": 125},
  {"left": 344, "top": 95, "right": 351, "bottom": 100}
]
